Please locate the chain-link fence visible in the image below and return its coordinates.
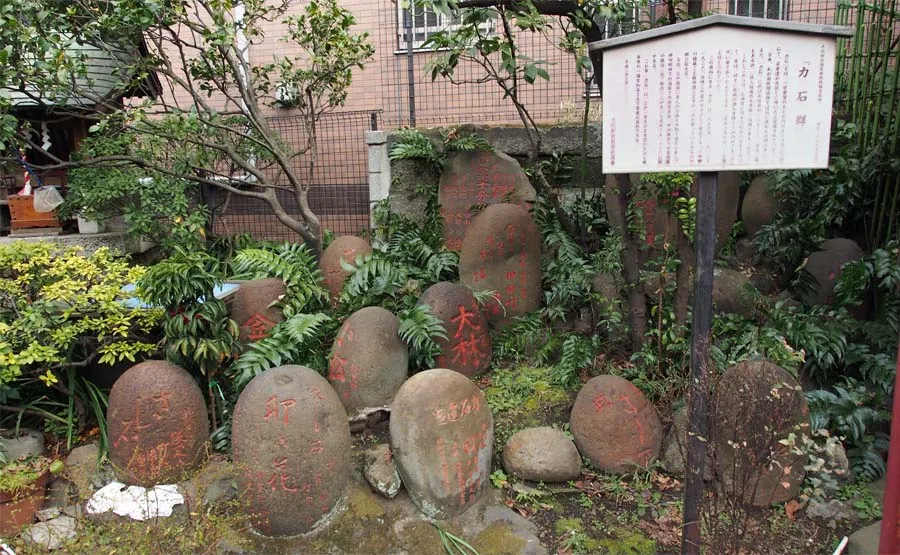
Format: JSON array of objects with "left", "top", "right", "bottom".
[{"left": 209, "top": 110, "right": 378, "bottom": 242}]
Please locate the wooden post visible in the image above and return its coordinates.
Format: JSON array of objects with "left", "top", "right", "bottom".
[{"left": 681, "top": 171, "right": 717, "bottom": 554}]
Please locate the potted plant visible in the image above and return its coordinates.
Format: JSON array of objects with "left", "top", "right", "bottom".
[{"left": 0, "top": 453, "right": 64, "bottom": 536}]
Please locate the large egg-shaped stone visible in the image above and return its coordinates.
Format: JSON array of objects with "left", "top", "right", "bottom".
[
  {"left": 232, "top": 365, "right": 351, "bottom": 536},
  {"left": 230, "top": 278, "right": 285, "bottom": 342},
  {"left": 417, "top": 282, "right": 492, "bottom": 377},
  {"left": 320, "top": 236, "right": 372, "bottom": 299},
  {"left": 459, "top": 204, "right": 541, "bottom": 327},
  {"left": 327, "top": 307, "right": 409, "bottom": 418},
  {"left": 569, "top": 375, "right": 662, "bottom": 473},
  {"left": 713, "top": 360, "right": 809, "bottom": 506},
  {"left": 107, "top": 360, "right": 209, "bottom": 485},
  {"left": 390, "top": 369, "right": 493, "bottom": 518}
]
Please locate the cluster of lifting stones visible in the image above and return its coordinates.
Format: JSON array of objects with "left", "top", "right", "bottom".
[{"left": 101, "top": 169, "right": 815, "bottom": 537}]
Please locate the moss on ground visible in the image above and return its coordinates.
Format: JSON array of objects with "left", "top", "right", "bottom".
[{"left": 472, "top": 522, "right": 527, "bottom": 555}]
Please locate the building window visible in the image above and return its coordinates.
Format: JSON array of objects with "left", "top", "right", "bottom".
[
  {"left": 397, "top": 4, "right": 461, "bottom": 50},
  {"left": 729, "top": 0, "right": 787, "bottom": 19}
]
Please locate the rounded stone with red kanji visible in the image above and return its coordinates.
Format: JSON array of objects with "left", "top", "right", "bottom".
[
  {"left": 232, "top": 365, "right": 351, "bottom": 536},
  {"left": 390, "top": 368, "right": 493, "bottom": 519},
  {"left": 459, "top": 203, "right": 541, "bottom": 328},
  {"left": 417, "top": 282, "right": 492, "bottom": 378},
  {"left": 230, "top": 278, "right": 285, "bottom": 343},
  {"left": 439, "top": 149, "right": 536, "bottom": 251},
  {"left": 713, "top": 359, "right": 809, "bottom": 506},
  {"left": 320, "top": 236, "right": 373, "bottom": 299},
  {"left": 569, "top": 375, "right": 662, "bottom": 474},
  {"left": 327, "top": 307, "right": 409, "bottom": 419},
  {"left": 107, "top": 360, "right": 209, "bottom": 486}
]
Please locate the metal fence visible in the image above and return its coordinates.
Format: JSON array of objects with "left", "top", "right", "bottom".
[{"left": 209, "top": 110, "right": 378, "bottom": 242}]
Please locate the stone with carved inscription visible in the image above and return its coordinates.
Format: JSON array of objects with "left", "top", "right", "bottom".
[
  {"left": 230, "top": 278, "right": 285, "bottom": 343},
  {"left": 390, "top": 368, "right": 493, "bottom": 519},
  {"left": 320, "top": 236, "right": 373, "bottom": 299},
  {"left": 327, "top": 307, "right": 409, "bottom": 420},
  {"left": 232, "top": 365, "right": 351, "bottom": 536},
  {"left": 742, "top": 175, "right": 784, "bottom": 238},
  {"left": 459, "top": 204, "right": 541, "bottom": 327},
  {"left": 439, "top": 149, "right": 536, "bottom": 252},
  {"left": 502, "top": 427, "right": 581, "bottom": 483},
  {"left": 107, "top": 361, "right": 209, "bottom": 486},
  {"left": 417, "top": 282, "right": 492, "bottom": 378},
  {"left": 569, "top": 375, "right": 662, "bottom": 474},
  {"left": 801, "top": 238, "right": 864, "bottom": 307},
  {"left": 713, "top": 360, "right": 809, "bottom": 506}
]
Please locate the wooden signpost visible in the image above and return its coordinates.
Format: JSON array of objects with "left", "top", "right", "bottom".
[{"left": 589, "top": 15, "right": 853, "bottom": 554}]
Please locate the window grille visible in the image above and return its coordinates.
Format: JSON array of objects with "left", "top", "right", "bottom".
[
  {"left": 397, "top": 4, "right": 462, "bottom": 50},
  {"left": 729, "top": 0, "right": 788, "bottom": 19}
]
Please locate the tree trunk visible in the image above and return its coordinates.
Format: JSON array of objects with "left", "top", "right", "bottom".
[{"left": 614, "top": 174, "right": 648, "bottom": 350}]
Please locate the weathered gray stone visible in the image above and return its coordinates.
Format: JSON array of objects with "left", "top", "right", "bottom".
[
  {"left": 232, "top": 365, "right": 351, "bottom": 536},
  {"left": 363, "top": 444, "right": 402, "bottom": 499},
  {"left": 807, "top": 499, "right": 856, "bottom": 523},
  {"left": 179, "top": 460, "right": 239, "bottom": 507},
  {"left": 439, "top": 150, "right": 536, "bottom": 252},
  {"left": 846, "top": 520, "right": 881, "bottom": 555},
  {"left": 418, "top": 282, "right": 492, "bottom": 377},
  {"left": 44, "top": 478, "right": 76, "bottom": 508},
  {"left": 0, "top": 428, "right": 45, "bottom": 461},
  {"left": 802, "top": 238, "right": 864, "bottom": 306},
  {"left": 711, "top": 267, "right": 759, "bottom": 318},
  {"left": 328, "top": 307, "right": 409, "bottom": 418},
  {"left": 22, "top": 515, "right": 77, "bottom": 550},
  {"left": 502, "top": 427, "right": 581, "bottom": 483},
  {"left": 320, "top": 236, "right": 373, "bottom": 299},
  {"left": 659, "top": 406, "right": 713, "bottom": 480},
  {"left": 388, "top": 150, "right": 439, "bottom": 224},
  {"left": 230, "top": 278, "right": 285, "bottom": 343},
  {"left": 570, "top": 375, "right": 662, "bottom": 474},
  {"left": 459, "top": 204, "right": 541, "bottom": 327},
  {"left": 64, "top": 443, "right": 100, "bottom": 498},
  {"left": 107, "top": 361, "right": 209, "bottom": 486},
  {"left": 36, "top": 506, "right": 61, "bottom": 521},
  {"left": 742, "top": 175, "right": 783, "bottom": 237},
  {"left": 713, "top": 360, "right": 809, "bottom": 506},
  {"left": 390, "top": 369, "right": 493, "bottom": 518}
]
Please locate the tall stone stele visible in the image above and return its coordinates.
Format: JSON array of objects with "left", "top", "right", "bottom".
[
  {"left": 107, "top": 360, "right": 209, "bottom": 486},
  {"left": 232, "top": 365, "right": 352, "bottom": 536},
  {"left": 459, "top": 203, "right": 541, "bottom": 327},
  {"left": 439, "top": 149, "right": 536, "bottom": 252},
  {"left": 390, "top": 369, "right": 493, "bottom": 519},
  {"left": 327, "top": 306, "right": 409, "bottom": 419}
]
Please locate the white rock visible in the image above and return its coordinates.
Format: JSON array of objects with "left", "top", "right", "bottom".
[
  {"left": 22, "top": 516, "right": 77, "bottom": 550},
  {"left": 85, "top": 481, "right": 184, "bottom": 521}
]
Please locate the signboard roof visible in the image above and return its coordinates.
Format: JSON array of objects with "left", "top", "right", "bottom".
[{"left": 589, "top": 14, "right": 853, "bottom": 53}]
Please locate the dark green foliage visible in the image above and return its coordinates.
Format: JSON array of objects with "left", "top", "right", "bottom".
[
  {"left": 230, "top": 242, "right": 330, "bottom": 316},
  {"left": 398, "top": 305, "right": 448, "bottom": 370}
]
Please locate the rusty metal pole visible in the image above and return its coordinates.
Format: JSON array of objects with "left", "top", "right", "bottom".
[
  {"left": 681, "top": 171, "right": 717, "bottom": 554},
  {"left": 878, "top": 338, "right": 900, "bottom": 554}
]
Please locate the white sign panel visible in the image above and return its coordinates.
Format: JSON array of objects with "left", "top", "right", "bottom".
[{"left": 602, "top": 27, "right": 837, "bottom": 173}]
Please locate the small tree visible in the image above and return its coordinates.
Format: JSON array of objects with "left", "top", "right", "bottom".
[{"left": 0, "top": 0, "right": 374, "bottom": 255}]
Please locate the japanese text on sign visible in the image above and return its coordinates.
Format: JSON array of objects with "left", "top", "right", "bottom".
[{"left": 602, "top": 27, "right": 837, "bottom": 172}]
